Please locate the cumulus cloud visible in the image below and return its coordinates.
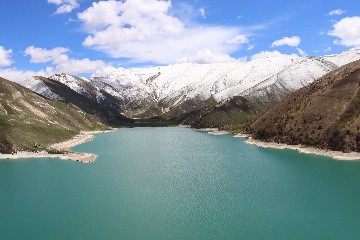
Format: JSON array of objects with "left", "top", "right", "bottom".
[
  {"left": 271, "top": 36, "right": 301, "bottom": 47},
  {"left": 328, "top": 16, "right": 360, "bottom": 47},
  {"left": 48, "top": 0, "right": 79, "bottom": 14},
  {"left": 24, "top": 46, "right": 69, "bottom": 63},
  {"left": 0, "top": 46, "right": 13, "bottom": 67},
  {"left": 23, "top": 46, "right": 112, "bottom": 76},
  {"left": 251, "top": 50, "right": 299, "bottom": 60},
  {"left": 77, "top": 0, "right": 250, "bottom": 64},
  {"left": 55, "top": 58, "right": 109, "bottom": 74},
  {"left": 328, "top": 9, "right": 346, "bottom": 16}
]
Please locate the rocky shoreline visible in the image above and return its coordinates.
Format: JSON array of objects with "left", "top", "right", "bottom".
[
  {"left": 0, "top": 129, "right": 117, "bottom": 163},
  {"left": 236, "top": 134, "right": 360, "bottom": 161}
]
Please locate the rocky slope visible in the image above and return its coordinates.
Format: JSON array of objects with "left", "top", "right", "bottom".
[
  {"left": 0, "top": 77, "right": 108, "bottom": 153},
  {"left": 21, "top": 75, "right": 131, "bottom": 124},
  {"left": 246, "top": 59, "right": 360, "bottom": 152}
]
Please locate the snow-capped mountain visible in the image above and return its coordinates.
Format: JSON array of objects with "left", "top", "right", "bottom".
[
  {"left": 90, "top": 48, "right": 360, "bottom": 106},
  {"left": 21, "top": 76, "right": 65, "bottom": 101},
  {"left": 21, "top": 48, "right": 360, "bottom": 117},
  {"left": 21, "top": 73, "right": 124, "bottom": 115},
  {"left": 48, "top": 73, "right": 107, "bottom": 104}
]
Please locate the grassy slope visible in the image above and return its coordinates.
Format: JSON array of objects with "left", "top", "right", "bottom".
[{"left": 0, "top": 77, "right": 107, "bottom": 153}]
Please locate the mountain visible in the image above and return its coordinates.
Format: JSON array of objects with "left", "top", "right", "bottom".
[
  {"left": 89, "top": 49, "right": 360, "bottom": 117},
  {"left": 0, "top": 77, "right": 107, "bottom": 153},
  {"left": 182, "top": 96, "right": 269, "bottom": 130},
  {"left": 21, "top": 49, "right": 360, "bottom": 120},
  {"left": 245, "top": 59, "right": 360, "bottom": 153},
  {"left": 21, "top": 74, "right": 131, "bottom": 124}
]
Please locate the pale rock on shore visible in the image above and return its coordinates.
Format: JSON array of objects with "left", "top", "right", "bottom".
[
  {"left": 191, "top": 128, "right": 231, "bottom": 135},
  {"left": 237, "top": 134, "right": 360, "bottom": 161},
  {"left": 208, "top": 130, "right": 231, "bottom": 135},
  {"left": 0, "top": 129, "right": 118, "bottom": 163}
]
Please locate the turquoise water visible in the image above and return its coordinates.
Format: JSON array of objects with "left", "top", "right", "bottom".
[{"left": 1, "top": 127, "right": 360, "bottom": 239}]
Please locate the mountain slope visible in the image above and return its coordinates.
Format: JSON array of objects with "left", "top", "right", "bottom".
[
  {"left": 246, "top": 59, "right": 360, "bottom": 152},
  {"left": 0, "top": 77, "right": 106, "bottom": 153},
  {"left": 21, "top": 75, "right": 131, "bottom": 124},
  {"left": 182, "top": 96, "right": 269, "bottom": 130}
]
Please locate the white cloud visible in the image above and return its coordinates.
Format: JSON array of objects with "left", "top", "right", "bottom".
[
  {"left": 328, "top": 9, "right": 346, "bottom": 16},
  {"left": 324, "top": 47, "right": 332, "bottom": 53},
  {"left": 24, "top": 46, "right": 69, "bottom": 63},
  {"left": 226, "top": 35, "right": 254, "bottom": 51},
  {"left": 199, "top": 8, "right": 206, "bottom": 19},
  {"left": 0, "top": 46, "right": 13, "bottom": 67},
  {"left": 48, "top": 0, "right": 79, "bottom": 14},
  {"left": 22, "top": 46, "right": 112, "bottom": 77},
  {"left": 55, "top": 57, "right": 109, "bottom": 74},
  {"left": 177, "top": 48, "right": 246, "bottom": 64},
  {"left": 328, "top": 16, "right": 360, "bottom": 47},
  {"left": 0, "top": 68, "right": 55, "bottom": 82},
  {"left": 91, "top": 66, "right": 118, "bottom": 78},
  {"left": 296, "top": 48, "right": 307, "bottom": 57},
  {"left": 271, "top": 36, "right": 301, "bottom": 47},
  {"left": 77, "top": 0, "right": 250, "bottom": 64},
  {"left": 251, "top": 50, "right": 298, "bottom": 60},
  {"left": 226, "top": 35, "right": 249, "bottom": 45},
  {"left": 247, "top": 45, "right": 254, "bottom": 50}
]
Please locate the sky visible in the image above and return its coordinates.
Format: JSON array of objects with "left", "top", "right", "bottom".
[{"left": 0, "top": 0, "right": 359, "bottom": 82}]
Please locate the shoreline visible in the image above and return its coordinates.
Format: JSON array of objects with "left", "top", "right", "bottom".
[
  {"left": 236, "top": 134, "right": 360, "bottom": 161},
  {"left": 0, "top": 129, "right": 118, "bottom": 163},
  {"left": 192, "top": 128, "right": 231, "bottom": 135}
]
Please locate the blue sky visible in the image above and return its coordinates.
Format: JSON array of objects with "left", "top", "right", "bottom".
[{"left": 0, "top": 0, "right": 359, "bottom": 81}]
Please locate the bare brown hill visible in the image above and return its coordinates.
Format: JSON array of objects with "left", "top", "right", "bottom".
[{"left": 246, "top": 60, "right": 360, "bottom": 152}]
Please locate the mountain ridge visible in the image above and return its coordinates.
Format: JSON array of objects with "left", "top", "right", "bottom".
[{"left": 21, "top": 48, "right": 360, "bottom": 118}]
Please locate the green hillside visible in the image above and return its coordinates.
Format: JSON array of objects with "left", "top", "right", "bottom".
[{"left": 0, "top": 77, "right": 107, "bottom": 153}]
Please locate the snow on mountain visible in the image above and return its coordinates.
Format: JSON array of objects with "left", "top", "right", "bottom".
[
  {"left": 321, "top": 48, "right": 360, "bottom": 67},
  {"left": 20, "top": 73, "right": 124, "bottom": 113},
  {"left": 90, "top": 48, "right": 360, "bottom": 107},
  {"left": 49, "top": 73, "right": 106, "bottom": 102},
  {"left": 21, "top": 76, "right": 65, "bottom": 101},
  {"left": 21, "top": 48, "right": 360, "bottom": 115}
]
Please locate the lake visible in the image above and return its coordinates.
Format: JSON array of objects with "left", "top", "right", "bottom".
[{"left": 1, "top": 127, "right": 360, "bottom": 239}]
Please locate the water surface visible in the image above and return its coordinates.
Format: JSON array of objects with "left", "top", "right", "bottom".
[{"left": 1, "top": 127, "right": 360, "bottom": 239}]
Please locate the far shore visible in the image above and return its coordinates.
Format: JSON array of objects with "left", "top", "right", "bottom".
[
  {"left": 236, "top": 134, "right": 360, "bottom": 161},
  {"left": 0, "top": 129, "right": 118, "bottom": 163}
]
